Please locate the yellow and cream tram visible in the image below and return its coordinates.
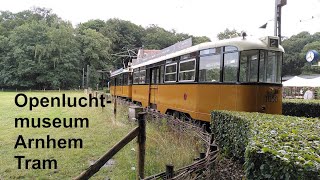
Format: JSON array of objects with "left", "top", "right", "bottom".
[
  {"left": 110, "top": 68, "right": 132, "bottom": 100},
  {"left": 111, "top": 36, "right": 284, "bottom": 122}
]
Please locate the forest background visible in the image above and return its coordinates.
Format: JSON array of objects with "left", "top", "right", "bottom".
[{"left": 0, "top": 8, "right": 319, "bottom": 90}]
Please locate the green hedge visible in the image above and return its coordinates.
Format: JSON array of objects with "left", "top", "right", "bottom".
[
  {"left": 211, "top": 111, "right": 320, "bottom": 180},
  {"left": 283, "top": 99, "right": 320, "bottom": 118}
]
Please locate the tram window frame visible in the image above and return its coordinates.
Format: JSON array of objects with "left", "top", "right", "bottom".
[
  {"left": 239, "top": 50, "right": 259, "bottom": 82},
  {"left": 179, "top": 58, "right": 196, "bottom": 82},
  {"left": 199, "top": 48, "right": 221, "bottom": 83},
  {"left": 266, "top": 51, "right": 279, "bottom": 83},
  {"left": 181, "top": 52, "right": 197, "bottom": 59},
  {"left": 151, "top": 67, "right": 160, "bottom": 84},
  {"left": 200, "top": 48, "right": 217, "bottom": 56},
  {"left": 160, "top": 65, "right": 164, "bottom": 84},
  {"left": 128, "top": 72, "right": 133, "bottom": 85},
  {"left": 181, "top": 54, "right": 190, "bottom": 60},
  {"left": 146, "top": 68, "right": 150, "bottom": 84},
  {"left": 259, "top": 50, "right": 267, "bottom": 82},
  {"left": 257, "top": 50, "right": 282, "bottom": 83},
  {"left": 277, "top": 52, "right": 282, "bottom": 83},
  {"left": 139, "top": 66, "right": 146, "bottom": 84},
  {"left": 224, "top": 46, "right": 238, "bottom": 52},
  {"left": 116, "top": 75, "right": 120, "bottom": 86},
  {"left": 133, "top": 68, "right": 140, "bottom": 84},
  {"left": 123, "top": 73, "right": 128, "bottom": 85},
  {"left": 223, "top": 46, "right": 239, "bottom": 82},
  {"left": 164, "top": 63, "right": 177, "bottom": 83},
  {"left": 119, "top": 74, "right": 123, "bottom": 86}
]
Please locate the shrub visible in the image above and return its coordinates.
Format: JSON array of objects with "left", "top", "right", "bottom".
[
  {"left": 211, "top": 111, "right": 320, "bottom": 180},
  {"left": 283, "top": 99, "right": 320, "bottom": 118}
]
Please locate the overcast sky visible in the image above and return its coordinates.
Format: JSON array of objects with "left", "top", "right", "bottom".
[{"left": 1, "top": 0, "right": 320, "bottom": 40}]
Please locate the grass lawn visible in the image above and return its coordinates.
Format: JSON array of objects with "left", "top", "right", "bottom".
[{"left": 0, "top": 91, "right": 202, "bottom": 179}]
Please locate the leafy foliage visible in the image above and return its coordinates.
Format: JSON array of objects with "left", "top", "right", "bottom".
[
  {"left": 142, "top": 25, "right": 210, "bottom": 50},
  {"left": 283, "top": 99, "right": 320, "bottom": 118},
  {"left": 0, "top": 8, "right": 211, "bottom": 89},
  {"left": 217, "top": 28, "right": 241, "bottom": 40},
  {"left": 0, "top": 8, "right": 81, "bottom": 89},
  {"left": 211, "top": 111, "right": 320, "bottom": 180},
  {"left": 282, "top": 32, "right": 320, "bottom": 76}
]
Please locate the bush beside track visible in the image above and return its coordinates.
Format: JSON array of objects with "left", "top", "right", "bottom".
[
  {"left": 211, "top": 111, "right": 320, "bottom": 180},
  {"left": 283, "top": 99, "right": 320, "bottom": 118}
]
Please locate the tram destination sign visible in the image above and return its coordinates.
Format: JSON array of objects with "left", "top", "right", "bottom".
[{"left": 132, "top": 38, "right": 192, "bottom": 66}]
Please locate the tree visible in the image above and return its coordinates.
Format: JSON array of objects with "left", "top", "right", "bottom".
[
  {"left": 192, "top": 36, "right": 211, "bottom": 45},
  {"left": 282, "top": 31, "right": 313, "bottom": 76},
  {"left": 0, "top": 8, "right": 82, "bottom": 89},
  {"left": 142, "top": 25, "right": 179, "bottom": 50},
  {"left": 76, "top": 19, "right": 106, "bottom": 34},
  {"left": 217, "top": 28, "right": 241, "bottom": 40},
  {"left": 143, "top": 25, "right": 211, "bottom": 49},
  {"left": 77, "top": 29, "right": 111, "bottom": 87},
  {"left": 0, "top": 8, "right": 213, "bottom": 89},
  {"left": 43, "top": 21, "right": 82, "bottom": 89},
  {"left": 101, "top": 18, "right": 144, "bottom": 68},
  {"left": 0, "top": 35, "right": 10, "bottom": 87}
]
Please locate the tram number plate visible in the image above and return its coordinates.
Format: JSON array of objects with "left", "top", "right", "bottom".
[{"left": 265, "top": 94, "right": 278, "bottom": 102}]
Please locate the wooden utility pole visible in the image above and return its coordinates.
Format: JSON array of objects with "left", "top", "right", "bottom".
[
  {"left": 86, "top": 65, "right": 90, "bottom": 89},
  {"left": 137, "top": 112, "right": 146, "bottom": 179},
  {"left": 166, "top": 164, "right": 174, "bottom": 179},
  {"left": 82, "top": 68, "right": 85, "bottom": 89}
]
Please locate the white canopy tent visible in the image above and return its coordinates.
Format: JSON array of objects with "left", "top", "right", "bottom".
[
  {"left": 283, "top": 76, "right": 320, "bottom": 87},
  {"left": 309, "top": 77, "right": 320, "bottom": 87}
]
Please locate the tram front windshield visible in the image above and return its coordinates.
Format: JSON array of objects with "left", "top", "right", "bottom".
[{"left": 239, "top": 50, "right": 282, "bottom": 83}]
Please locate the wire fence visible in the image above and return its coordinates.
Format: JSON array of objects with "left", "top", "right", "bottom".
[
  {"left": 114, "top": 97, "right": 219, "bottom": 180},
  {"left": 142, "top": 109, "right": 218, "bottom": 180}
]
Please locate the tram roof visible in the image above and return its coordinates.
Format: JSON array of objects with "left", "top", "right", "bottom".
[
  {"left": 131, "top": 36, "right": 284, "bottom": 69},
  {"left": 110, "top": 68, "right": 131, "bottom": 77}
]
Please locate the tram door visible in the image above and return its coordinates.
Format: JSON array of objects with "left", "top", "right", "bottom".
[{"left": 149, "top": 67, "right": 160, "bottom": 109}]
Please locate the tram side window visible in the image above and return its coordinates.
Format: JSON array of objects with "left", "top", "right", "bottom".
[
  {"left": 225, "top": 46, "right": 238, "bottom": 52},
  {"left": 180, "top": 52, "right": 196, "bottom": 61},
  {"left": 128, "top": 73, "right": 133, "bottom": 85},
  {"left": 118, "top": 75, "right": 123, "bottom": 86},
  {"left": 259, "top": 51, "right": 282, "bottom": 83},
  {"left": 151, "top": 68, "right": 160, "bottom": 84},
  {"left": 140, "top": 67, "right": 146, "bottom": 84},
  {"left": 160, "top": 65, "right": 164, "bottom": 83},
  {"left": 116, "top": 76, "right": 119, "bottom": 86},
  {"left": 179, "top": 59, "right": 195, "bottom": 81},
  {"left": 199, "top": 51, "right": 221, "bottom": 82},
  {"left": 223, "top": 52, "right": 239, "bottom": 82},
  {"left": 259, "top": 51, "right": 266, "bottom": 82},
  {"left": 165, "top": 63, "right": 177, "bottom": 82},
  {"left": 240, "top": 50, "right": 259, "bottom": 82},
  {"left": 133, "top": 68, "right": 139, "bottom": 84},
  {"left": 266, "top": 52, "right": 280, "bottom": 83},
  {"left": 123, "top": 73, "right": 128, "bottom": 85},
  {"left": 145, "top": 69, "right": 150, "bottom": 84},
  {"left": 200, "top": 48, "right": 217, "bottom": 55}
]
